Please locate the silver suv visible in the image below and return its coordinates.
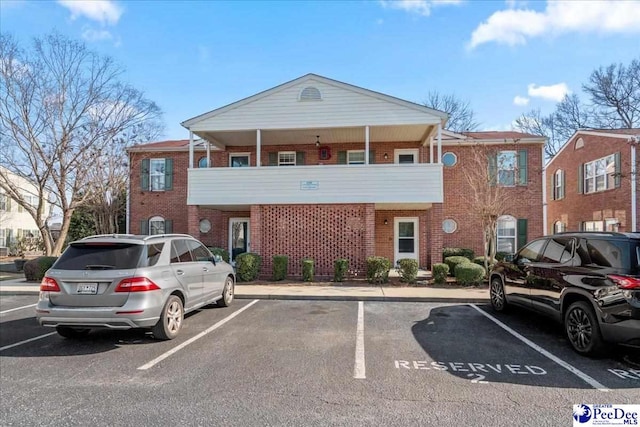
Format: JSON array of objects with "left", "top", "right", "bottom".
[{"left": 36, "top": 234, "right": 235, "bottom": 340}]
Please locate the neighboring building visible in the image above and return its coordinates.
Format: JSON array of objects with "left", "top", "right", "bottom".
[
  {"left": 0, "top": 167, "right": 46, "bottom": 255},
  {"left": 127, "top": 74, "right": 546, "bottom": 277},
  {"left": 545, "top": 129, "right": 639, "bottom": 234}
]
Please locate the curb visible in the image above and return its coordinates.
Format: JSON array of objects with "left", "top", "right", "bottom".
[{"left": 235, "top": 294, "right": 489, "bottom": 303}]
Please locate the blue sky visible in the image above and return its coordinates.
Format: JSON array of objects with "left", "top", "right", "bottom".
[{"left": 1, "top": 0, "right": 639, "bottom": 140}]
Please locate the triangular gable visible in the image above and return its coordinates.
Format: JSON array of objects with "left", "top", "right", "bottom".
[{"left": 182, "top": 74, "right": 447, "bottom": 132}]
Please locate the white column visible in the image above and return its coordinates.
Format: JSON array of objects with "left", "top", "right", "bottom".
[
  {"left": 189, "top": 130, "right": 194, "bottom": 169},
  {"left": 631, "top": 140, "right": 637, "bottom": 231},
  {"left": 542, "top": 144, "right": 547, "bottom": 235},
  {"left": 437, "top": 123, "right": 442, "bottom": 164},
  {"left": 206, "top": 141, "right": 211, "bottom": 167},
  {"left": 365, "top": 126, "right": 370, "bottom": 165},
  {"left": 256, "top": 129, "right": 262, "bottom": 168},
  {"left": 430, "top": 136, "right": 434, "bottom": 163}
]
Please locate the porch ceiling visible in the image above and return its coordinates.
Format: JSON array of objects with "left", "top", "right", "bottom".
[{"left": 194, "top": 124, "right": 434, "bottom": 147}]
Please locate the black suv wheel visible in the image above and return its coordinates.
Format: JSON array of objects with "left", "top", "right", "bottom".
[
  {"left": 490, "top": 276, "right": 508, "bottom": 312},
  {"left": 564, "top": 301, "right": 604, "bottom": 356}
]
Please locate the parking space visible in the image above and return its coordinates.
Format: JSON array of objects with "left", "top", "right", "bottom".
[{"left": 1, "top": 298, "right": 639, "bottom": 426}]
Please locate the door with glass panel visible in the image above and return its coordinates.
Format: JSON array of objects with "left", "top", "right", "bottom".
[
  {"left": 394, "top": 218, "right": 419, "bottom": 264},
  {"left": 229, "top": 218, "right": 250, "bottom": 264}
]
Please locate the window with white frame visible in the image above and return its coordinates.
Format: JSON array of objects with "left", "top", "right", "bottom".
[
  {"left": 582, "top": 221, "right": 604, "bottom": 232},
  {"left": 554, "top": 169, "right": 564, "bottom": 200},
  {"left": 0, "top": 229, "right": 5, "bottom": 246},
  {"left": 149, "top": 216, "right": 165, "bottom": 235},
  {"left": 497, "top": 215, "right": 517, "bottom": 254},
  {"left": 497, "top": 151, "right": 517, "bottom": 186},
  {"left": 278, "top": 152, "right": 296, "bottom": 166},
  {"left": 150, "top": 159, "right": 166, "bottom": 191},
  {"left": 347, "top": 150, "right": 365, "bottom": 165},
  {"left": 0, "top": 194, "right": 7, "bottom": 211},
  {"left": 584, "top": 154, "right": 615, "bottom": 194},
  {"left": 554, "top": 221, "right": 566, "bottom": 233}
]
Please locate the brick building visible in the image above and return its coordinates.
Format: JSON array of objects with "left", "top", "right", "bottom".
[
  {"left": 127, "top": 74, "right": 546, "bottom": 277},
  {"left": 545, "top": 129, "right": 640, "bottom": 234}
]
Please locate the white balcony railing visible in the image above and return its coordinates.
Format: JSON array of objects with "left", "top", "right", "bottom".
[{"left": 187, "top": 164, "right": 443, "bottom": 206}]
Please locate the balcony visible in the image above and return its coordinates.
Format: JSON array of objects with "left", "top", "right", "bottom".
[{"left": 187, "top": 164, "right": 443, "bottom": 208}]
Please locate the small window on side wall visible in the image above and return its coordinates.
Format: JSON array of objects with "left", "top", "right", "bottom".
[
  {"left": 442, "top": 152, "right": 457, "bottom": 167},
  {"left": 442, "top": 219, "right": 457, "bottom": 233},
  {"left": 198, "top": 157, "right": 209, "bottom": 168}
]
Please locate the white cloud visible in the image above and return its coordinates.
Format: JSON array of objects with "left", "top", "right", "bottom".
[
  {"left": 527, "top": 83, "right": 570, "bottom": 102},
  {"left": 57, "top": 0, "right": 123, "bottom": 26},
  {"left": 81, "top": 28, "right": 113, "bottom": 42},
  {"left": 379, "top": 0, "right": 462, "bottom": 17},
  {"left": 469, "top": 1, "right": 640, "bottom": 48},
  {"left": 513, "top": 96, "right": 530, "bottom": 106}
]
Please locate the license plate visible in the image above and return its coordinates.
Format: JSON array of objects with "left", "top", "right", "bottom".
[{"left": 77, "top": 283, "right": 98, "bottom": 294}]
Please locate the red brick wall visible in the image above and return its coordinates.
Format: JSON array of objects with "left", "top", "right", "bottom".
[
  {"left": 546, "top": 134, "right": 634, "bottom": 233},
  {"left": 440, "top": 143, "right": 544, "bottom": 257}
]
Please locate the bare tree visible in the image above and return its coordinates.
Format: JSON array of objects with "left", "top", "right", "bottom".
[
  {"left": 583, "top": 58, "right": 640, "bottom": 129},
  {"left": 423, "top": 92, "right": 480, "bottom": 132},
  {"left": 0, "top": 33, "right": 162, "bottom": 255},
  {"left": 460, "top": 143, "right": 518, "bottom": 272},
  {"left": 513, "top": 109, "right": 562, "bottom": 158}
]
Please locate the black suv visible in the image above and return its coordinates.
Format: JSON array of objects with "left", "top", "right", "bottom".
[{"left": 489, "top": 232, "right": 640, "bottom": 356}]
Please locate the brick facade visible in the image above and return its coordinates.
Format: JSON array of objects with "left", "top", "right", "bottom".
[
  {"left": 128, "top": 138, "right": 545, "bottom": 278},
  {"left": 546, "top": 132, "right": 638, "bottom": 233}
]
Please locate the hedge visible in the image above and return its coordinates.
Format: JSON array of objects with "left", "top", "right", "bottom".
[
  {"left": 207, "top": 247, "right": 230, "bottom": 263},
  {"left": 442, "top": 247, "right": 475, "bottom": 261},
  {"left": 366, "top": 256, "right": 391, "bottom": 284},
  {"left": 396, "top": 258, "right": 419, "bottom": 284},
  {"left": 473, "top": 256, "right": 497, "bottom": 269},
  {"left": 454, "top": 262, "right": 486, "bottom": 286},
  {"left": 24, "top": 256, "right": 58, "bottom": 282},
  {"left": 444, "top": 256, "right": 471, "bottom": 276},
  {"left": 334, "top": 259, "right": 349, "bottom": 282},
  {"left": 431, "top": 263, "right": 449, "bottom": 284},
  {"left": 235, "top": 252, "right": 262, "bottom": 282},
  {"left": 302, "top": 259, "right": 314, "bottom": 282},
  {"left": 272, "top": 255, "right": 288, "bottom": 281}
]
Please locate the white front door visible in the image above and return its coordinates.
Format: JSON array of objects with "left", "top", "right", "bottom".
[
  {"left": 229, "top": 218, "right": 250, "bottom": 263},
  {"left": 394, "top": 218, "right": 419, "bottom": 265}
]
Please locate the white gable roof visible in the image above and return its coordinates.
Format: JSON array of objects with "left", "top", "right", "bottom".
[{"left": 182, "top": 74, "right": 447, "bottom": 132}]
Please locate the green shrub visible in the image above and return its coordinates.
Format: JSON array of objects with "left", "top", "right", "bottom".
[
  {"left": 396, "top": 258, "right": 419, "bottom": 284},
  {"left": 334, "top": 259, "right": 349, "bottom": 282},
  {"left": 454, "top": 262, "right": 486, "bottom": 286},
  {"left": 473, "top": 256, "right": 497, "bottom": 269},
  {"left": 366, "top": 256, "right": 391, "bottom": 284},
  {"left": 302, "top": 259, "right": 314, "bottom": 282},
  {"left": 235, "top": 252, "right": 262, "bottom": 282},
  {"left": 272, "top": 255, "right": 288, "bottom": 281},
  {"left": 24, "top": 256, "right": 58, "bottom": 282},
  {"left": 495, "top": 252, "right": 510, "bottom": 261},
  {"left": 207, "top": 247, "right": 230, "bottom": 263},
  {"left": 432, "top": 263, "right": 449, "bottom": 284},
  {"left": 442, "top": 248, "right": 475, "bottom": 261},
  {"left": 444, "top": 256, "right": 471, "bottom": 275}
]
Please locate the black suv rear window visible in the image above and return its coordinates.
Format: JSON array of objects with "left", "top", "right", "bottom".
[{"left": 53, "top": 243, "right": 144, "bottom": 270}]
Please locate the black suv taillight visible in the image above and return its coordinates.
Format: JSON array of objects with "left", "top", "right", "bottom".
[{"left": 608, "top": 274, "right": 640, "bottom": 290}]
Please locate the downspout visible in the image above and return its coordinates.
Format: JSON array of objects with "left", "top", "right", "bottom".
[
  {"left": 542, "top": 144, "right": 547, "bottom": 235},
  {"left": 126, "top": 152, "right": 131, "bottom": 234},
  {"left": 631, "top": 137, "right": 637, "bottom": 232},
  {"left": 189, "top": 130, "right": 194, "bottom": 169}
]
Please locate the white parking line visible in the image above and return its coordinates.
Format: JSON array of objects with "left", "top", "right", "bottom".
[
  {"left": 1, "top": 304, "right": 37, "bottom": 316},
  {"left": 0, "top": 332, "right": 57, "bottom": 352},
  {"left": 138, "top": 300, "right": 259, "bottom": 371},
  {"left": 354, "top": 301, "right": 366, "bottom": 379},
  {"left": 470, "top": 304, "right": 610, "bottom": 392}
]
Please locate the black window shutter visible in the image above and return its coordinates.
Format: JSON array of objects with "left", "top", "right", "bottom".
[
  {"left": 164, "top": 219, "right": 173, "bottom": 234},
  {"left": 577, "top": 164, "right": 584, "bottom": 194},
  {"left": 164, "top": 158, "right": 173, "bottom": 190},
  {"left": 518, "top": 150, "right": 528, "bottom": 185},
  {"left": 614, "top": 152, "right": 621, "bottom": 188},
  {"left": 140, "top": 220, "right": 149, "bottom": 235},
  {"left": 337, "top": 151, "right": 347, "bottom": 164},
  {"left": 488, "top": 154, "right": 497, "bottom": 186},
  {"left": 295, "top": 151, "right": 305, "bottom": 166},
  {"left": 141, "top": 159, "right": 150, "bottom": 190},
  {"left": 552, "top": 172, "right": 557, "bottom": 200},
  {"left": 268, "top": 152, "right": 278, "bottom": 166},
  {"left": 369, "top": 150, "right": 376, "bottom": 164},
  {"left": 517, "top": 218, "right": 528, "bottom": 250}
]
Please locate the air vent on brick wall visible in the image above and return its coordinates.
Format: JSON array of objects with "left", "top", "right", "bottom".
[{"left": 299, "top": 86, "right": 322, "bottom": 101}]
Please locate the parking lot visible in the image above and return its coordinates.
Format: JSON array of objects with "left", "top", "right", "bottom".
[{"left": 1, "top": 295, "right": 639, "bottom": 426}]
